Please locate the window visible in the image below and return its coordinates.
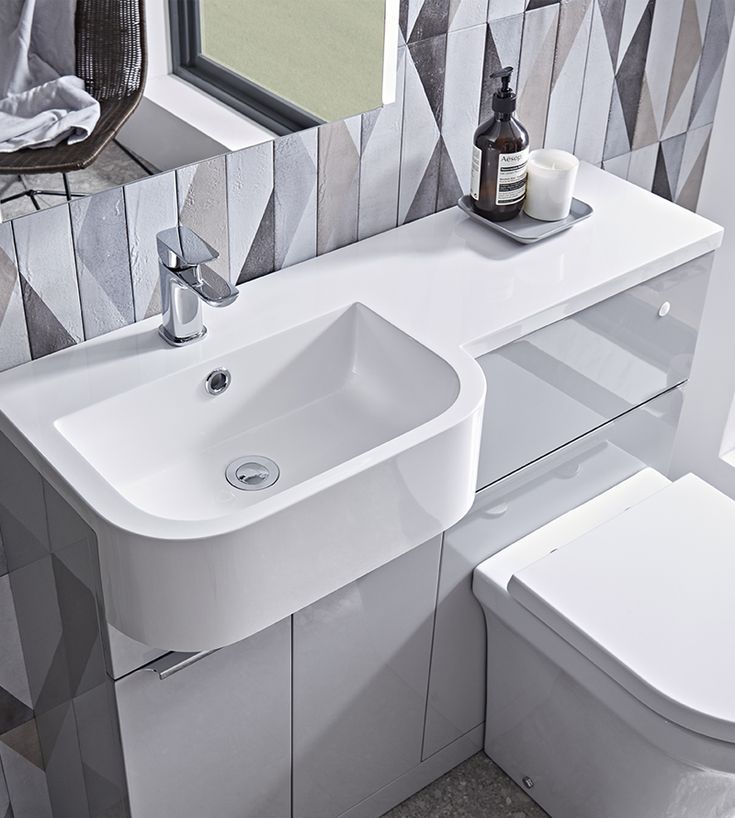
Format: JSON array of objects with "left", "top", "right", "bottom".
[{"left": 170, "top": 0, "right": 391, "bottom": 135}]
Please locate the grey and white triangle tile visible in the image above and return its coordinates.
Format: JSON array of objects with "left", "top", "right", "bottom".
[
  {"left": 70, "top": 188, "right": 134, "bottom": 340},
  {"left": 399, "top": 0, "right": 410, "bottom": 41},
  {"left": 632, "top": 0, "right": 685, "bottom": 148},
  {"left": 651, "top": 142, "right": 674, "bottom": 201},
  {"left": 410, "top": 34, "right": 447, "bottom": 129},
  {"left": 275, "top": 128, "right": 318, "bottom": 269},
  {"left": 0, "top": 759, "right": 9, "bottom": 818},
  {"left": 8, "top": 556, "right": 70, "bottom": 714},
  {"left": 603, "top": 151, "right": 632, "bottom": 180},
  {"left": 52, "top": 544, "right": 107, "bottom": 700},
  {"left": 661, "top": 0, "right": 709, "bottom": 139},
  {"left": 176, "top": 155, "right": 230, "bottom": 281},
  {"left": 438, "top": 24, "right": 486, "bottom": 208},
  {"left": 695, "top": 0, "right": 718, "bottom": 30},
  {"left": 676, "top": 124, "right": 713, "bottom": 209},
  {"left": 359, "top": 47, "right": 407, "bottom": 240},
  {"left": 0, "top": 435, "right": 50, "bottom": 575},
  {"left": 124, "top": 171, "right": 178, "bottom": 321},
  {"left": 480, "top": 13, "right": 524, "bottom": 124},
  {"left": 616, "top": 0, "right": 651, "bottom": 71},
  {"left": 545, "top": 0, "right": 594, "bottom": 152},
  {"left": 488, "top": 0, "right": 525, "bottom": 20},
  {"left": 73, "top": 681, "right": 128, "bottom": 818},
  {"left": 689, "top": 0, "right": 735, "bottom": 129},
  {"left": 227, "top": 141, "right": 275, "bottom": 283},
  {"left": 448, "top": 0, "right": 489, "bottom": 30},
  {"left": 36, "top": 701, "right": 89, "bottom": 818},
  {"left": 405, "top": 0, "right": 451, "bottom": 42},
  {"left": 632, "top": 76, "right": 658, "bottom": 151},
  {"left": 436, "top": 138, "right": 463, "bottom": 213},
  {"left": 678, "top": 123, "right": 713, "bottom": 195},
  {"left": 526, "top": 0, "right": 562, "bottom": 9},
  {"left": 575, "top": 0, "right": 619, "bottom": 164},
  {"left": 0, "top": 575, "right": 32, "bottom": 719},
  {"left": 12, "top": 206, "right": 83, "bottom": 360},
  {"left": 517, "top": 4, "right": 561, "bottom": 149},
  {"left": 626, "top": 142, "right": 659, "bottom": 190},
  {"left": 0, "top": 720, "right": 53, "bottom": 818},
  {"left": 406, "top": 139, "right": 443, "bottom": 223},
  {"left": 604, "top": 0, "right": 655, "bottom": 160},
  {"left": 0, "top": 684, "right": 33, "bottom": 743},
  {"left": 317, "top": 116, "right": 361, "bottom": 254},
  {"left": 241, "top": 192, "right": 275, "bottom": 284},
  {"left": 0, "top": 223, "right": 30, "bottom": 373},
  {"left": 661, "top": 132, "right": 688, "bottom": 198},
  {"left": 604, "top": 83, "right": 632, "bottom": 159},
  {"left": 398, "top": 35, "right": 446, "bottom": 223},
  {"left": 596, "top": 0, "right": 626, "bottom": 67}
]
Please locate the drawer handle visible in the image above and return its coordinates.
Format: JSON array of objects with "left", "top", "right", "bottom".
[
  {"left": 658, "top": 301, "right": 671, "bottom": 318},
  {"left": 483, "top": 503, "right": 509, "bottom": 519},
  {"left": 554, "top": 461, "right": 582, "bottom": 479},
  {"left": 144, "top": 649, "right": 218, "bottom": 680}
]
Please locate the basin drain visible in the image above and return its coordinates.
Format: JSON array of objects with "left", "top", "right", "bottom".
[{"left": 226, "top": 456, "right": 280, "bottom": 491}]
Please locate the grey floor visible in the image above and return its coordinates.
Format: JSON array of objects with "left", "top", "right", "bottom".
[
  {"left": 0, "top": 140, "right": 153, "bottom": 220},
  {"left": 384, "top": 753, "right": 549, "bottom": 818}
]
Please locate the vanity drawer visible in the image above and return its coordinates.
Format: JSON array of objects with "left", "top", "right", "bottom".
[
  {"left": 422, "top": 387, "right": 683, "bottom": 759},
  {"left": 115, "top": 618, "right": 291, "bottom": 818},
  {"left": 476, "top": 254, "right": 712, "bottom": 490}
]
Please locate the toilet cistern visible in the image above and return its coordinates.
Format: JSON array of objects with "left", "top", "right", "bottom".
[{"left": 156, "top": 225, "right": 239, "bottom": 346}]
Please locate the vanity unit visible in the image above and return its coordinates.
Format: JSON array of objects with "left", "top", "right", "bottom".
[{"left": 0, "top": 165, "right": 722, "bottom": 818}]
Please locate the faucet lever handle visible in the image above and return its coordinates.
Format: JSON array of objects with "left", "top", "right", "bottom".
[
  {"left": 156, "top": 225, "right": 219, "bottom": 270},
  {"left": 179, "top": 262, "right": 238, "bottom": 307}
]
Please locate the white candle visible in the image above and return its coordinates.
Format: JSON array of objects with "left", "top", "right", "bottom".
[{"left": 524, "top": 149, "right": 579, "bottom": 221}]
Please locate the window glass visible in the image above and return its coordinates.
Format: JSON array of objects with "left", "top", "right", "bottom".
[{"left": 198, "top": 0, "right": 387, "bottom": 122}]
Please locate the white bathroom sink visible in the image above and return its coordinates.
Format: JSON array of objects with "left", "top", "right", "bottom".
[
  {"left": 0, "top": 303, "right": 484, "bottom": 651},
  {"left": 57, "top": 305, "right": 458, "bottom": 522}
]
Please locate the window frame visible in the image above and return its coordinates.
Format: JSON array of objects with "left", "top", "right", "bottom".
[{"left": 168, "top": 0, "right": 324, "bottom": 136}]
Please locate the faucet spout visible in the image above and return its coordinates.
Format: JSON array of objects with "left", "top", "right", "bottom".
[{"left": 156, "top": 226, "right": 238, "bottom": 346}]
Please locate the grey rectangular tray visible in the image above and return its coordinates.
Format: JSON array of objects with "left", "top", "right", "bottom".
[{"left": 458, "top": 195, "right": 593, "bottom": 244}]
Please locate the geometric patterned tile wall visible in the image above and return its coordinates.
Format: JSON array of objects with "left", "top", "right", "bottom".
[
  {"left": 0, "top": 0, "right": 733, "bottom": 374},
  {"left": 0, "top": 432, "right": 129, "bottom": 818},
  {"left": 0, "top": 7, "right": 734, "bottom": 813}
]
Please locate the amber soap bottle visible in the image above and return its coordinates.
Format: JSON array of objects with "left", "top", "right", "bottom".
[{"left": 471, "top": 66, "right": 530, "bottom": 222}]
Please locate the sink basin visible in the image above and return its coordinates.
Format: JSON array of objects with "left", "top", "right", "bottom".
[
  {"left": 58, "top": 305, "right": 458, "bottom": 522},
  {"left": 0, "top": 303, "right": 484, "bottom": 651}
]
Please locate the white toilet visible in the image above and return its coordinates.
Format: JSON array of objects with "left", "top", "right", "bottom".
[{"left": 473, "top": 469, "right": 735, "bottom": 818}]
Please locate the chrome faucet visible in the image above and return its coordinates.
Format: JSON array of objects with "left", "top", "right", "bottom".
[{"left": 156, "top": 226, "right": 238, "bottom": 346}]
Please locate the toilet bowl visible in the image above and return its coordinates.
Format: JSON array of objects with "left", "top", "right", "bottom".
[{"left": 473, "top": 469, "right": 735, "bottom": 818}]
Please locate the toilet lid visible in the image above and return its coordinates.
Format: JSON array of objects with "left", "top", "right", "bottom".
[{"left": 508, "top": 474, "right": 735, "bottom": 744}]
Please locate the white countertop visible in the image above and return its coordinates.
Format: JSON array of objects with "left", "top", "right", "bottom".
[{"left": 0, "top": 163, "right": 723, "bottom": 510}]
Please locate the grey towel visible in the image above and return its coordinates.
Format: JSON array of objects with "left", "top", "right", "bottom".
[{"left": 0, "top": 0, "right": 101, "bottom": 152}]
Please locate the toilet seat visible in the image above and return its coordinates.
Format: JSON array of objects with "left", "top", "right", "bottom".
[{"left": 507, "top": 474, "right": 735, "bottom": 744}]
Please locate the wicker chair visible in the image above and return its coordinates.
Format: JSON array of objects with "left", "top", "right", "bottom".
[{"left": 0, "top": 0, "right": 147, "bottom": 209}]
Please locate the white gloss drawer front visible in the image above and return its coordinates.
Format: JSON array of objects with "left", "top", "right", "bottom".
[
  {"left": 475, "top": 253, "right": 712, "bottom": 490},
  {"left": 115, "top": 619, "right": 291, "bottom": 818}
]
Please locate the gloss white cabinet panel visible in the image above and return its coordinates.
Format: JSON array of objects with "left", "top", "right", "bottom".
[
  {"left": 292, "top": 537, "right": 441, "bottom": 818},
  {"left": 423, "top": 388, "right": 684, "bottom": 758},
  {"left": 476, "top": 255, "right": 712, "bottom": 490},
  {"left": 115, "top": 619, "right": 291, "bottom": 818},
  {"left": 476, "top": 353, "right": 604, "bottom": 488}
]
